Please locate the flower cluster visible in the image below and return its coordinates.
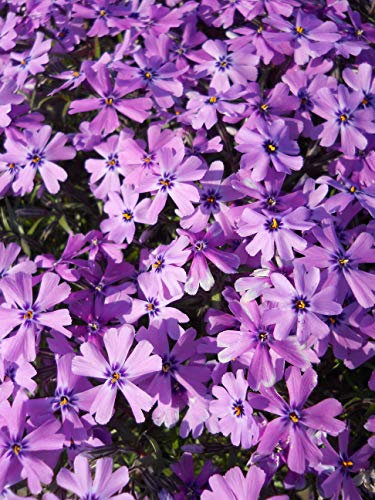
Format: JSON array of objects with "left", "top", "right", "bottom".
[{"left": 0, "top": 0, "right": 374, "bottom": 498}]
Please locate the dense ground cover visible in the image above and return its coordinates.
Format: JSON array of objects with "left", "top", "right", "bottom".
[{"left": 0, "top": 0, "right": 374, "bottom": 498}]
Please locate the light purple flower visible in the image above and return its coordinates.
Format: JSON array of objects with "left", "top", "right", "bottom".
[{"left": 72, "top": 325, "right": 161, "bottom": 424}]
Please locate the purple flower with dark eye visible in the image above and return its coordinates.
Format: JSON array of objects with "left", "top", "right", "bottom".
[
  {"left": 186, "top": 85, "right": 247, "bottom": 130},
  {"left": 137, "top": 320, "right": 211, "bottom": 429},
  {"left": 343, "top": 63, "right": 375, "bottom": 111},
  {"left": 101, "top": 184, "right": 151, "bottom": 244},
  {"left": 178, "top": 222, "right": 240, "bottom": 295},
  {"left": 263, "top": 265, "right": 342, "bottom": 342},
  {"left": 300, "top": 224, "right": 375, "bottom": 308},
  {"left": 119, "top": 38, "right": 185, "bottom": 109},
  {"left": 265, "top": 10, "right": 340, "bottom": 65},
  {"left": 201, "top": 465, "right": 266, "bottom": 500},
  {"left": 181, "top": 161, "right": 240, "bottom": 235},
  {"left": 313, "top": 84, "right": 375, "bottom": 156},
  {"left": 5, "top": 32, "right": 51, "bottom": 88},
  {"left": 217, "top": 299, "right": 314, "bottom": 390},
  {"left": 69, "top": 63, "right": 152, "bottom": 133},
  {"left": 236, "top": 119, "right": 303, "bottom": 180},
  {"left": 237, "top": 207, "right": 314, "bottom": 262},
  {"left": 0, "top": 393, "right": 64, "bottom": 495},
  {"left": 195, "top": 39, "right": 258, "bottom": 92},
  {"left": 0, "top": 272, "right": 72, "bottom": 361},
  {"left": 319, "top": 428, "right": 373, "bottom": 500},
  {"left": 57, "top": 455, "right": 133, "bottom": 499},
  {"left": 249, "top": 367, "right": 345, "bottom": 474},
  {"left": 135, "top": 147, "right": 204, "bottom": 222},
  {"left": 0, "top": 125, "right": 75, "bottom": 195},
  {"left": 210, "top": 369, "right": 259, "bottom": 448},
  {"left": 72, "top": 326, "right": 161, "bottom": 424}
]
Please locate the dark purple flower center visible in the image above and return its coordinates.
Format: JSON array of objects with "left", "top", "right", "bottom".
[
  {"left": 57, "top": 28, "right": 69, "bottom": 39},
  {"left": 104, "top": 97, "right": 114, "bottom": 106},
  {"left": 232, "top": 400, "right": 245, "bottom": 418},
  {"left": 88, "top": 320, "right": 100, "bottom": 333},
  {"left": 145, "top": 297, "right": 160, "bottom": 317},
  {"left": 289, "top": 411, "right": 300, "bottom": 423},
  {"left": 264, "top": 141, "right": 278, "bottom": 154},
  {"left": 266, "top": 217, "right": 282, "bottom": 231},
  {"left": 106, "top": 154, "right": 118, "bottom": 170},
  {"left": 20, "top": 56, "right": 31, "bottom": 68},
  {"left": 215, "top": 55, "right": 232, "bottom": 72},
  {"left": 122, "top": 210, "right": 133, "bottom": 222},
  {"left": 293, "top": 296, "right": 310, "bottom": 312},
  {"left": 298, "top": 89, "right": 312, "bottom": 110},
  {"left": 28, "top": 150, "right": 44, "bottom": 166},
  {"left": 194, "top": 240, "right": 207, "bottom": 252},
  {"left": 337, "top": 109, "right": 351, "bottom": 125},
  {"left": 152, "top": 255, "right": 165, "bottom": 272},
  {"left": 142, "top": 68, "right": 157, "bottom": 81},
  {"left": 106, "top": 365, "right": 126, "bottom": 386},
  {"left": 202, "top": 189, "right": 221, "bottom": 210},
  {"left": 158, "top": 173, "right": 176, "bottom": 191},
  {"left": 53, "top": 388, "right": 76, "bottom": 411}
]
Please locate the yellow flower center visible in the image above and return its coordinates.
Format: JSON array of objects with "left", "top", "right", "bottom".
[
  {"left": 356, "top": 29, "right": 363, "bottom": 36},
  {"left": 144, "top": 72, "right": 152, "bottom": 79},
  {"left": 342, "top": 460, "right": 354, "bottom": 468},
  {"left": 153, "top": 259, "right": 163, "bottom": 269},
  {"left": 340, "top": 114, "right": 348, "bottom": 122},
  {"left": 220, "top": 61, "right": 227, "bottom": 67},
  {"left": 270, "top": 218, "right": 279, "bottom": 230},
  {"left": 209, "top": 96, "right": 217, "bottom": 104},
  {"left": 162, "top": 363, "right": 171, "bottom": 373},
  {"left": 296, "top": 26, "right": 304, "bottom": 34},
  {"left": 23, "top": 310, "right": 33, "bottom": 320},
  {"left": 349, "top": 186, "right": 356, "bottom": 193},
  {"left": 267, "top": 143, "right": 277, "bottom": 152},
  {"left": 207, "top": 196, "right": 216, "bottom": 204},
  {"left": 159, "top": 179, "right": 170, "bottom": 187},
  {"left": 122, "top": 212, "right": 133, "bottom": 221},
  {"left": 338, "top": 258, "right": 349, "bottom": 266},
  {"left": 60, "top": 396, "right": 69, "bottom": 406},
  {"left": 295, "top": 300, "right": 306, "bottom": 309},
  {"left": 362, "top": 97, "right": 369, "bottom": 106},
  {"left": 289, "top": 412, "right": 299, "bottom": 423},
  {"left": 13, "top": 444, "right": 21, "bottom": 455},
  {"left": 233, "top": 405, "right": 243, "bottom": 417},
  {"left": 105, "top": 97, "right": 113, "bottom": 106},
  {"left": 8, "top": 163, "right": 15, "bottom": 170},
  {"left": 260, "top": 103, "right": 269, "bottom": 111},
  {"left": 20, "top": 60, "right": 26, "bottom": 66},
  {"left": 72, "top": 71, "right": 80, "bottom": 77},
  {"left": 329, "top": 317, "right": 336, "bottom": 324},
  {"left": 144, "top": 156, "right": 152, "bottom": 164},
  {"left": 32, "top": 155, "right": 41, "bottom": 164},
  {"left": 146, "top": 302, "right": 154, "bottom": 311},
  {"left": 111, "top": 372, "right": 120, "bottom": 384},
  {"left": 107, "top": 159, "right": 116, "bottom": 166},
  {"left": 99, "top": 9, "right": 106, "bottom": 16},
  {"left": 257, "top": 26, "right": 263, "bottom": 33}
]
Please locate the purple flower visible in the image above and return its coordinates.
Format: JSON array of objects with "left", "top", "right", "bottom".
[
  {"left": 171, "top": 453, "right": 216, "bottom": 500},
  {"left": 5, "top": 32, "right": 51, "bottom": 88},
  {"left": 195, "top": 39, "right": 258, "bottom": 92},
  {"left": 313, "top": 84, "right": 375, "bottom": 156},
  {"left": 135, "top": 147, "right": 204, "bottom": 222},
  {"left": 300, "top": 225, "right": 375, "bottom": 308},
  {"left": 0, "top": 125, "right": 75, "bottom": 195},
  {"left": 249, "top": 367, "right": 345, "bottom": 474},
  {"left": 186, "top": 85, "right": 247, "bottom": 130},
  {"left": 101, "top": 185, "right": 150, "bottom": 244},
  {"left": 217, "top": 299, "right": 314, "bottom": 389},
  {"left": 237, "top": 207, "right": 314, "bottom": 262},
  {"left": 266, "top": 10, "right": 340, "bottom": 65},
  {"left": 69, "top": 63, "right": 152, "bottom": 133},
  {"left": 0, "top": 272, "right": 72, "bottom": 361},
  {"left": 201, "top": 465, "right": 266, "bottom": 500},
  {"left": 72, "top": 325, "right": 161, "bottom": 424},
  {"left": 343, "top": 63, "right": 375, "bottom": 112},
  {"left": 0, "top": 393, "right": 64, "bottom": 495},
  {"left": 320, "top": 428, "right": 373, "bottom": 500},
  {"left": 179, "top": 222, "right": 240, "bottom": 295},
  {"left": 236, "top": 120, "right": 303, "bottom": 180},
  {"left": 57, "top": 455, "right": 133, "bottom": 499},
  {"left": 210, "top": 369, "right": 259, "bottom": 448},
  {"left": 137, "top": 320, "right": 211, "bottom": 428},
  {"left": 180, "top": 160, "right": 240, "bottom": 235},
  {"left": 263, "top": 265, "right": 342, "bottom": 342}
]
